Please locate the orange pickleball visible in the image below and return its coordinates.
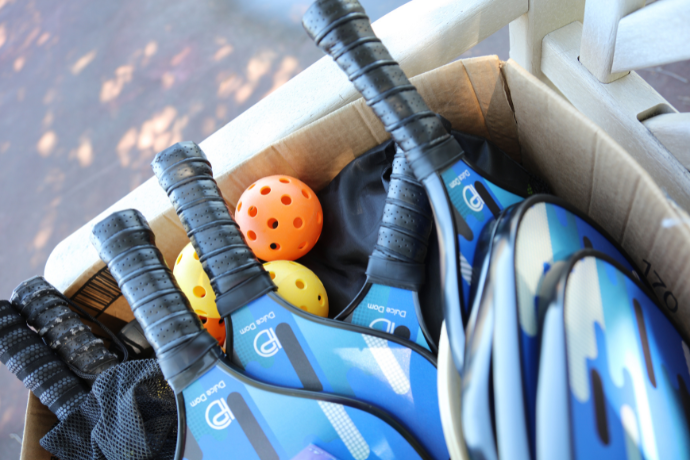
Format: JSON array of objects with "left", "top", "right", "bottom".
[{"left": 235, "top": 175, "right": 323, "bottom": 261}]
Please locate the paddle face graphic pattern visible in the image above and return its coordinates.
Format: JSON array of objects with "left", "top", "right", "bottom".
[
  {"left": 563, "top": 257, "right": 690, "bottom": 459},
  {"left": 515, "top": 201, "right": 634, "bottom": 456},
  {"left": 349, "top": 284, "right": 430, "bottom": 350},
  {"left": 183, "top": 364, "right": 423, "bottom": 460},
  {"left": 440, "top": 161, "right": 523, "bottom": 317},
  {"left": 230, "top": 293, "right": 446, "bottom": 460}
]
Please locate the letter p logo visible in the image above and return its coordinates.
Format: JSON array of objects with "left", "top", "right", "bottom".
[
  {"left": 205, "top": 398, "right": 235, "bottom": 430},
  {"left": 254, "top": 328, "right": 283, "bottom": 358},
  {"left": 463, "top": 185, "right": 485, "bottom": 212},
  {"left": 369, "top": 318, "right": 395, "bottom": 334}
]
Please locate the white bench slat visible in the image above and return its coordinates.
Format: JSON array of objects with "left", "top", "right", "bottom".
[
  {"left": 509, "top": 0, "right": 585, "bottom": 80},
  {"left": 644, "top": 113, "right": 690, "bottom": 170},
  {"left": 542, "top": 21, "right": 690, "bottom": 210},
  {"left": 612, "top": 0, "right": 690, "bottom": 73},
  {"left": 579, "top": 0, "right": 645, "bottom": 83}
]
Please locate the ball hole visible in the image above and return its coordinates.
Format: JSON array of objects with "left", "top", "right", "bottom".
[
  {"left": 248, "top": 206, "right": 258, "bottom": 217},
  {"left": 317, "top": 211, "right": 323, "bottom": 225},
  {"left": 193, "top": 286, "right": 206, "bottom": 298},
  {"left": 281, "top": 195, "right": 292, "bottom": 205},
  {"left": 295, "top": 279, "right": 305, "bottom": 289},
  {"left": 293, "top": 217, "right": 303, "bottom": 228},
  {"left": 199, "top": 315, "right": 208, "bottom": 324},
  {"left": 247, "top": 230, "right": 257, "bottom": 241},
  {"left": 268, "top": 218, "right": 279, "bottom": 229},
  {"left": 237, "top": 202, "right": 242, "bottom": 212},
  {"left": 318, "top": 295, "right": 324, "bottom": 306},
  {"left": 193, "top": 252, "right": 199, "bottom": 260},
  {"left": 298, "top": 241, "right": 308, "bottom": 250},
  {"left": 299, "top": 306, "right": 308, "bottom": 312},
  {"left": 269, "top": 271, "right": 276, "bottom": 280},
  {"left": 176, "top": 253, "right": 183, "bottom": 266},
  {"left": 261, "top": 186, "right": 271, "bottom": 195},
  {"left": 301, "top": 189, "right": 310, "bottom": 199},
  {"left": 270, "top": 243, "right": 280, "bottom": 250},
  {"left": 279, "top": 178, "right": 290, "bottom": 184},
  {"left": 248, "top": 183, "right": 256, "bottom": 190}
]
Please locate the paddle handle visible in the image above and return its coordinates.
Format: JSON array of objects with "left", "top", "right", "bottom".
[
  {"left": 366, "top": 148, "right": 433, "bottom": 290},
  {"left": 11, "top": 276, "right": 119, "bottom": 376},
  {"left": 303, "top": 0, "right": 463, "bottom": 180},
  {"left": 0, "top": 300, "right": 88, "bottom": 421},
  {"left": 91, "top": 209, "right": 218, "bottom": 382},
  {"left": 151, "top": 141, "right": 274, "bottom": 318}
]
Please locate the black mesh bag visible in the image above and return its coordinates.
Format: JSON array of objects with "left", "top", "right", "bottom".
[{"left": 40, "top": 359, "right": 177, "bottom": 460}]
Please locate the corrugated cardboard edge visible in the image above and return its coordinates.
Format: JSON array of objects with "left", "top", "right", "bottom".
[
  {"left": 22, "top": 394, "right": 57, "bottom": 460},
  {"left": 502, "top": 58, "right": 690, "bottom": 330}
]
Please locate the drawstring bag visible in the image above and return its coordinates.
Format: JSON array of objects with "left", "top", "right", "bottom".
[{"left": 40, "top": 359, "right": 176, "bottom": 460}]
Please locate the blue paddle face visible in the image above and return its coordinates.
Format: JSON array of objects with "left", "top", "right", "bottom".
[
  {"left": 349, "top": 284, "right": 431, "bottom": 351},
  {"left": 440, "top": 160, "right": 524, "bottom": 318},
  {"left": 563, "top": 257, "right": 690, "bottom": 459},
  {"left": 514, "top": 201, "right": 634, "bottom": 457},
  {"left": 230, "top": 293, "right": 447, "bottom": 460},
  {"left": 182, "top": 363, "right": 424, "bottom": 460}
]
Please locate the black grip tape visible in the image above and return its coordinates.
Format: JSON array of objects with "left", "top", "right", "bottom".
[
  {"left": 303, "top": 0, "right": 464, "bottom": 180},
  {"left": 366, "top": 149, "right": 432, "bottom": 290},
  {"left": 11, "top": 277, "right": 119, "bottom": 376},
  {"left": 0, "top": 301, "right": 87, "bottom": 421},
  {"left": 151, "top": 141, "right": 275, "bottom": 318},
  {"left": 91, "top": 209, "right": 218, "bottom": 381}
]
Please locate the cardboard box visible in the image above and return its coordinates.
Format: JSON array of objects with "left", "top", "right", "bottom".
[{"left": 22, "top": 55, "right": 690, "bottom": 459}]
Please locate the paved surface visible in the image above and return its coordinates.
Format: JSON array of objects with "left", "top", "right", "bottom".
[{"left": 0, "top": 1, "right": 686, "bottom": 459}]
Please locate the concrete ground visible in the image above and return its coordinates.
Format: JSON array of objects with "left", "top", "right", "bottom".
[{"left": 0, "top": 0, "right": 687, "bottom": 458}]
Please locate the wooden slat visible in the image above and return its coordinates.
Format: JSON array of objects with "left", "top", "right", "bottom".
[
  {"left": 508, "top": 0, "right": 585, "bottom": 80},
  {"left": 643, "top": 113, "right": 690, "bottom": 170},
  {"left": 612, "top": 0, "right": 690, "bottom": 73},
  {"left": 579, "top": 0, "right": 645, "bottom": 83},
  {"left": 542, "top": 22, "right": 690, "bottom": 211}
]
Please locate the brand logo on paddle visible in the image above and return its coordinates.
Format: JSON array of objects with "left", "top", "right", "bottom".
[
  {"left": 449, "top": 169, "right": 471, "bottom": 189},
  {"left": 254, "top": 328, "right": 282, "bottom": 357},
  {"left": 205, "top": 398, "right": 235, "bottom": 430},
  {"left": 463, "top": 184, "right": 485, "bottom": 212},
  {"left": 370, "top": 318, "right": 396, "bottom": 334}
]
